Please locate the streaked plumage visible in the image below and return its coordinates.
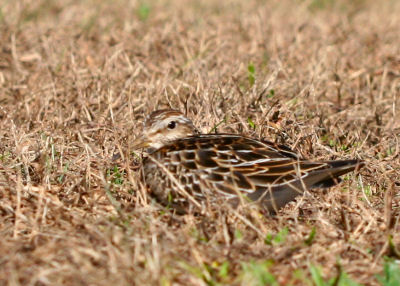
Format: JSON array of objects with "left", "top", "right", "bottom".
[{"left": 131, "top": 109, "right": 364, "bottom": 213}]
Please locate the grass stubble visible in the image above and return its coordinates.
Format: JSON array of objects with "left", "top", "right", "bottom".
[{"left": 0, "top": 0, "right": 399, "bottom": 285}]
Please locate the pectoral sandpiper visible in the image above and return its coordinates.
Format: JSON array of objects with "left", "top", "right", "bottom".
[{"left": 130, "top": 109, "right": 364, "bottom": 214}]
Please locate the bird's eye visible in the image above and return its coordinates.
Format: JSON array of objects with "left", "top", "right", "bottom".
[{"left": 167, "top": 121, "right": 176, "bottom": 129}]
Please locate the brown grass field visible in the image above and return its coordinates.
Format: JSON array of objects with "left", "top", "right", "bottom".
[{"left": 1, "top": 0, "right": 399, "bottom": 285}]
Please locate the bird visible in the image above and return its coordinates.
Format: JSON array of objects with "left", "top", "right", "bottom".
[{"left": 130, "top": 109, "right": 364, "bottom": 214}]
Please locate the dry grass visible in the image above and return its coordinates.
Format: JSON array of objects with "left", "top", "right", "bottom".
[{"left": 0, "top": 0, "right": 399, "bottom": 285}]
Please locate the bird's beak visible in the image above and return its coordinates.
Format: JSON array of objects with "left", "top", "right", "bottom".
[
  {"left": 111, "top": 135, "right": 150, "bottom": 161},
  {"left": 131, "top": 135, "right": 151, "bottom": 150}
]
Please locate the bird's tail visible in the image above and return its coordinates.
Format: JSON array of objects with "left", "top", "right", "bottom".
[
  {"left": 310, "top": 159, "right": 365, "bottom": 188},
  {"left": 261, "top": 159, "right": 364, "bottom": 213}
]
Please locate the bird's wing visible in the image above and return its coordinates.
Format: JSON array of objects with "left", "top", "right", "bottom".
[{"left": 182, "top": 135, "right": 329, "bottom": 192}]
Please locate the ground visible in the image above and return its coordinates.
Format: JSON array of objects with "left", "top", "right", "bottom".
[{"left": 0, "top": 0, "right": 399, "bottom": 285}]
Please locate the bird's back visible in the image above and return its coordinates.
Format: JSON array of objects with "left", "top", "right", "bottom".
[{"left": 142, "top": 134, "right": 364, "bottom": 213}]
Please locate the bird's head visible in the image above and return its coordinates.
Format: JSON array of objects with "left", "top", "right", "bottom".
[{"left": 132, "top": 109, "right": 198, "bottom": 153}]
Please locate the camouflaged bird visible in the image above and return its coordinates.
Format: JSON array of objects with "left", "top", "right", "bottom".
[{"left": 131, "top": 109, "right": 364, "bottom": 213}]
